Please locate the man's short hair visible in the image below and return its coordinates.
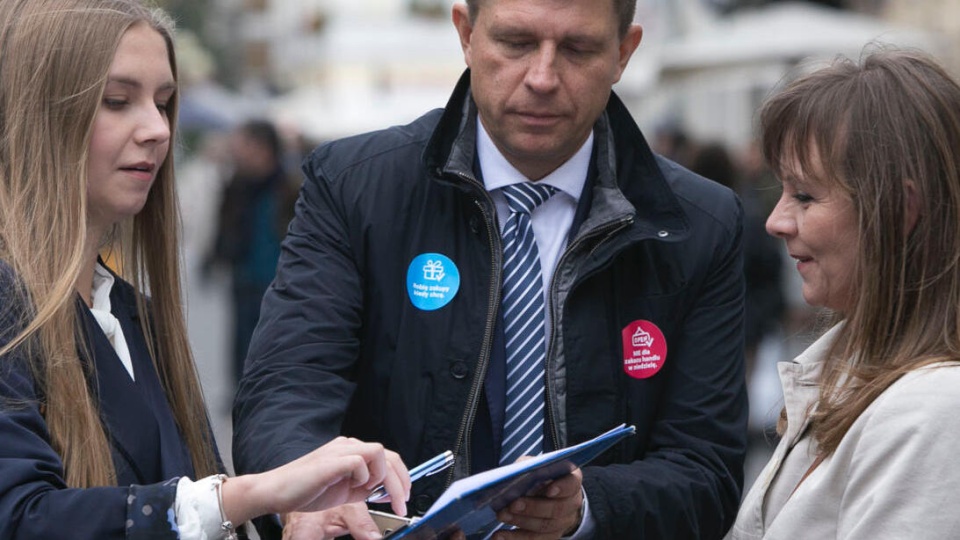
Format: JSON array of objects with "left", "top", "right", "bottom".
[{"left": 464, "top": 0, "right": 636, "bottom": 38}]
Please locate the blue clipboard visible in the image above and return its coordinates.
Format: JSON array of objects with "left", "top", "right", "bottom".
[{"left": 386, "top": 424, "right": 636, "bottom": 539}]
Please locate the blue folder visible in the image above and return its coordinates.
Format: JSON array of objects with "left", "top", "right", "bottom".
[{"left": 387, "top": 424, "right": 636, "bottom": 539}]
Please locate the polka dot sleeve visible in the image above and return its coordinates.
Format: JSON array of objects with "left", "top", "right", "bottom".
[{"left": 125, "top": 478, "right": 181, "bottom": 539}]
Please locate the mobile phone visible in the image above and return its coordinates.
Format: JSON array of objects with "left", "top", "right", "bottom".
[{"left": 369, "top": 509, "right": 412, "bottom": 536}]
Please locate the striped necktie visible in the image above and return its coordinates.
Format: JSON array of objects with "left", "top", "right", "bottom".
[{"left": 499, "top": 182, "right": 557, "bottom": 465}]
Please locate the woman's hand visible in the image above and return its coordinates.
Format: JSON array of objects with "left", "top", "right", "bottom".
[{"left": 221, "top": 437, "right": 410, "bottom": 526}]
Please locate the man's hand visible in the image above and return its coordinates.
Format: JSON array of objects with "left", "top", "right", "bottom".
[
  {"left": 282, "top": 502, "right": 383, "bottom": 540},
  {"left": 494, "top": 468, "right": 584, "bottom": 540}
]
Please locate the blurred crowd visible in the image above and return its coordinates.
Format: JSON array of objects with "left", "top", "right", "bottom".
[{"left": 177, "top": 120, "right": 316, "bottom": 395}]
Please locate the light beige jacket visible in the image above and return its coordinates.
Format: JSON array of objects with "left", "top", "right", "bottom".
[{"left": 727, "top": 326, "right": 960, "bottom": 539}]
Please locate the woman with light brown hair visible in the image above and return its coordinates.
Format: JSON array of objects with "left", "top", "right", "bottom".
[
  {"left": 726, "top": 48, "right": 960, "bottom": 539},
  {"left": 0, "top": 1, "right": 409, "bottom": 538}
]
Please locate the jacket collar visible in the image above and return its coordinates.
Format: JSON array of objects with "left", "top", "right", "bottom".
[
  {"left": 422, "top": 69, "right": 689, "bottom": 241},
  {"left": 423, "top": 70, "right": 477, "bottom": 183},
  {"left": 777, "top": 324, "right": 840, "bottom": 443}
]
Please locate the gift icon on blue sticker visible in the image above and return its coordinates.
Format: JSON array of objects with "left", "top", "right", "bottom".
[
  {"left": 407, "top": 253, "right": 460, "bottom": 311},
  {"left": 423, "top": 260, "right": 446, "bottom": 282}
]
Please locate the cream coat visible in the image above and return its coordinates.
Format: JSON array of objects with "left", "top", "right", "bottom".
[{"left": 728, "top": 326, "right": 960, "bottom": 539}]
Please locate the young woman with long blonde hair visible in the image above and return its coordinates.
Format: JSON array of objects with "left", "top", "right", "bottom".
[{"left": 0, "top": 1, "right": 410, "bottom": 538}]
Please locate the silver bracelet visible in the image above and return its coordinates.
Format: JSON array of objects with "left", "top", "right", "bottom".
[{"left": 213, "top": 474, "right": 239, "bottom": 540}]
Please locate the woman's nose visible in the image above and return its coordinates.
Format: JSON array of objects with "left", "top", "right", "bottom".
[{"left": 765, "top": 198, "right": 795, "bottom": 239}]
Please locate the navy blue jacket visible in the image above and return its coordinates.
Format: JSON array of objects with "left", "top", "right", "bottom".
[
  {"left": 0, "top": 267, "right": 201, "bottom": 539},
  {"left": 233, "top": 71, "right": 748, "bottom": 539}
]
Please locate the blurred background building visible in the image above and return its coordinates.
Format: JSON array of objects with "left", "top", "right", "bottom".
[
  {"left": 165, "top": 0, "right": 955, "bottom": 147},
  {"left": 156, "top": 0, "right": 960, "bottom": 505}
]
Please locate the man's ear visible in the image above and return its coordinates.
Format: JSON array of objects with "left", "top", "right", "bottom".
[
  {"left": 905, "top": 178, "right": 920, "bottom": 235},
  {"left": 613, "top": 24, "right": 644, "bottom": 83},
  {"left": 452, "top": 4, "right": 474, "bottom": 67}
]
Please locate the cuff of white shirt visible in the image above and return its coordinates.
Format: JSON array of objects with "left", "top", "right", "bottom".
[
  {"left": 175, "top": 476, "right": 228, "bottom": 540},
  {"left": 562, "top": 487, "right": 595, "bottom": 539}
]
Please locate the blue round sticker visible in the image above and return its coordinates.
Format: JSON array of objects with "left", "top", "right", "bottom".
[{"left": 407, "top": 253, "right": 460, "bottom": 311}]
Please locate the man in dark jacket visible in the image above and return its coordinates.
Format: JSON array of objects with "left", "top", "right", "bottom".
[{"left": 233, "top": 0, "right": 748, "bottom": 539}]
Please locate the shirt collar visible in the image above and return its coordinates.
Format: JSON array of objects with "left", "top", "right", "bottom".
[
  {"left": 91, "top": 262, "right": 115, "bottom": 313},
  {"left": 476, "top": 115, "right": 590, "bottom": 202}
]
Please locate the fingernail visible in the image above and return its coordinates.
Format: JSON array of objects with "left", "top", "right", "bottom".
[{"left": 547, "top": 485, "right": 560, "bottom": 497}]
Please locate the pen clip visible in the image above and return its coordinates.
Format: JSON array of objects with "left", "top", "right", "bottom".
[
  {"left": 409, "top": 450, "right": 454, "bottom": 482},
  {"left": 366, "top": 450, "right": 454, "bottom": 504},
  {"left": 423, "top": 459, "right": 453, "bottom": 477}
]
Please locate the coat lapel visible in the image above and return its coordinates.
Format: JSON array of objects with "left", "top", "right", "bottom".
[
  {"left": 77, "top": 273, "right": 196, "bottom": 485},
  {"left": 78, "top": 300, "right": 164, "bottom": 485}
]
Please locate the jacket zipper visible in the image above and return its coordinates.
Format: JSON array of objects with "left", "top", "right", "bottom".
[
  {"left": 445, "top": 174, "right": 501, "bottom": 486},
  {"left": 544, "top": 215, "right": 634, "bottom": 449},
  {"left": 443, "top": 174, "right": 636, "bottom": 478}
]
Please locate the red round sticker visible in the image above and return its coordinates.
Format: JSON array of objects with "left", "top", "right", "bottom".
[{"left": 621, "top": 320, "right": 667, "bottom": 379}]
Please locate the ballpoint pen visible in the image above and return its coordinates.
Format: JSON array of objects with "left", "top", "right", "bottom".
[{"left": 366, "top": 450, "right": 454, "bottom": 503}]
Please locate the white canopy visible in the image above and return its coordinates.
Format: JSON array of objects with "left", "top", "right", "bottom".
[{"left": 660, "top": 2, "right": 938, "bottom": 71}]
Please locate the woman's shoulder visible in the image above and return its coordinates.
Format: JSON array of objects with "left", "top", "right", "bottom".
[
  {"left": 864, "top": 362, "right": 960, "bottom": 426},
  {"left": 837, "top": 363, "right": 960, "bottom": 470},
  {"left": 893, "top": 361, "right": 960, "bottom": 393}
]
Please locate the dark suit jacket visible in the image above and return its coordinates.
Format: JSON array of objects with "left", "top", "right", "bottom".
[{"left": 0, "top": 265, "right": 203, "bottom": 539}]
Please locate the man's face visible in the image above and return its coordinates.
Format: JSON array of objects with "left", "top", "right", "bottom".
[{"left": 453, "top": 0, "right": 642, "bottom": 180}]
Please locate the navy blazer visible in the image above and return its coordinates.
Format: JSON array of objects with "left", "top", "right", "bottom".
[{"left": 0, "top": 267, "right": 204, "bottom": 539}]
